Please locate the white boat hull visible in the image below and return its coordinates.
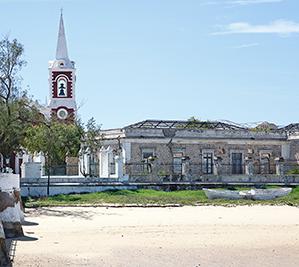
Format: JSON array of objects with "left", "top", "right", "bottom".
[
  {"left": 203, "top": 189, "right": 243, "bottom": 200},
  {"left": 203, "top": 188, "right": 292, "bottom": 201}
]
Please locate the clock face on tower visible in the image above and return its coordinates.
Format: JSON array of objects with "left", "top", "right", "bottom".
[
  {"left": 57, "top": 78, "right": 67, "bottom": 97},
  {"left": 57, "top": 108, "right": 68, "bottom": 120}
]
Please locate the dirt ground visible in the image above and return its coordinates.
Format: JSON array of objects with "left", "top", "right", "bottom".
[{"left": 11, "top": 206, "right": 299, "bottom": 267}]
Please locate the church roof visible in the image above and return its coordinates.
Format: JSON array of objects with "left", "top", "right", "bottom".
[{"left": 56, "top": 12, "right": 69, "bottom": 60}]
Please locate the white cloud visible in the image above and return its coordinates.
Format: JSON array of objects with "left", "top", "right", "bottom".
[
  {"left": 227, "top": 0, "right": 283, "bottom": 5},
  {"left": 212, "top": 20, "right": 299, "bottom": 36},
  {"left": 232, "top": 43, "right": 259, "bottom": 48},
  {"left": 200, "top": 1, "right": 219, "bottom": 6}
]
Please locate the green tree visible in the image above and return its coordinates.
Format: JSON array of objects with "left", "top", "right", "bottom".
[
  {"left": 184, "top": 116, "right": 201, "bottom": 129},
  {"left": 23, "top": 121, "right": 83, "bottom": 195},
  {"left": 79, "top": 117, "right": 102, "bottom": 177},
  {"left": 84, "top": 117, "right": 102, "bottom": 154},
  {"left": 24, "top": 121, "right": 84, "bottom": 166},
  {"left": 251, "top": 122, "right": 278, "bottom": 133},
  {"left": 0, "top": 37, "right": 42, "bottom": 165},
  {"left": 0, "top": 37, "right": 25, "bottom": 104},
  {"left": 0, "top": 97, "right": 42, "bottom": 157}
]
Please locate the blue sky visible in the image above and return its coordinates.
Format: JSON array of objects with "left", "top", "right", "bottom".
[{"left": 1, "top": 0, "right": 299, "bottom": 128}]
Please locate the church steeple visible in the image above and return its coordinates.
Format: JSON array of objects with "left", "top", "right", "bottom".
[
  {"left": 56, "top": 11, "right": 69, "bottom": 60},
  {"left": 48, "top": 11, "right": 77, "bottom": 122}
]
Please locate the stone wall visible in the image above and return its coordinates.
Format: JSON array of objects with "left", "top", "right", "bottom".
[
  {"left": 289, "top": 141, "right": 297, "bottom": 159},
  {"left": 99, "top": 126, "right": 299, "bottom": 180},
  {"left": 126, "top": 141, "right": 283, "bottom": 180},
  {"left": 124, "top": 128, "right": 287, "bottom": 140},
  {"left": 272, "top": 138, "right": 299, "bottom": 173}
]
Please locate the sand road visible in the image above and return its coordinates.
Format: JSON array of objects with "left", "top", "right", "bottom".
[{"left": 12, "top": 206, "right": 299, "bottom": 267}]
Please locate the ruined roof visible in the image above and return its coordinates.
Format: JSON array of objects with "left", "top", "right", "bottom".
[
  {"left": 281, "top": 123, "right": 299, "bottom": 133},
  {"left": 123, "top": 120, "right": 299, "bottom": 135},
  {"left": 125, "top": 120, "right": 247, "bottom": 131}
]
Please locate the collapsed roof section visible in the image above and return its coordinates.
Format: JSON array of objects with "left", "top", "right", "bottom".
[
  {"left": 282, "top": 123, "right": 299, "bottom": 133},
  {"left": 124, "top": 120, "right": 299, "bottom": 133},
  {"left": 126, "top": 120, "right": 252, "bottom": 131}
]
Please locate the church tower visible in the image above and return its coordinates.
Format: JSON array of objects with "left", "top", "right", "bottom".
[{"left": 48, "top": 12, "right": 76, "bottom": 122}]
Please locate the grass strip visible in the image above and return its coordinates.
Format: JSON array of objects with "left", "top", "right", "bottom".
[{"left": 23, "top": 186, "right": 299, "bottom": 208}]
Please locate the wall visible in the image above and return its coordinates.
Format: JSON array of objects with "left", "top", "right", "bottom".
[
  {"left": 21, "top": 183, "right": 137, "bottom": 197},
  {"left": 21, "top": 175, "right": 299, "bottom": 197},
  {"left": 281, "top": 138, "right": 299, "bottom": 173},
  {"left": 0, "top": 173, "right": 20, "bottom": 190},
  {"left": 125, "top": 128, "right": 287, "bottom": 140},
  {"left": 100, "top": 127, "right": 299, "bottom": 179},
  {"left": 66, "top": 157, "right": 79, "bottom": 176},
  {"left": 21, "top": 162, "right": 42, "bottom": 179},
  {"left": 126, "top": 141, "right": 283, "bottom": 180}
]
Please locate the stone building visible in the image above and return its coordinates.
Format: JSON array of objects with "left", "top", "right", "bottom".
[{"left": 84, "top": 120, "right": 299, "bottom": 181}]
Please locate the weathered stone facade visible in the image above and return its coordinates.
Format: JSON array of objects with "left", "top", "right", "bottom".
[
  {"left": 93, "top": 120, "right": 299, "bottom": 181},
  {"left": 65, "top": 156, "right": 79, "bottom": 176}
]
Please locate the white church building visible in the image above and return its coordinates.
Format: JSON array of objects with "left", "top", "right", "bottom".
[{"left": 21, "top": 12, "right": 79, "bottom": 178}]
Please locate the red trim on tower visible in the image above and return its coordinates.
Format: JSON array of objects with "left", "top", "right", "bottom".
[
  {"left": 51, "top": 106, "right": 75, "bottom": 122},
  {"left": 52, "top": 71, "right": 73, "bottom": 98}
]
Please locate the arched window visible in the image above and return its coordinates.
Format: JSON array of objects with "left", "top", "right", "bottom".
[{"left": 57, "top": 78, "right": 67, "bottom": 97}]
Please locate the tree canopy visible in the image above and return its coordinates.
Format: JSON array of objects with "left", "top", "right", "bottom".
[
  {"left": 0, "top": 37, "right": 42, "bottom": 159},
  {"left": 83, "top": 117, "right": 102, "bottom": 154},
  {"left": 251, "top": 121, "right": 278, "bottom": 132},
  {"left": 23, "top": 121, "right": 84, "bottom": 166},
  {"left": 0, "top": 36, "right": 100, "bottom": 169}
]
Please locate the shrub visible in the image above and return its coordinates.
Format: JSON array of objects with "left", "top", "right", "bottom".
[{"left": 287, "top": 168, "right": 299, "bottom": 175}]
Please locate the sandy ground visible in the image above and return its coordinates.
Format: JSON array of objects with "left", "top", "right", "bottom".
[{"left": 11, "top": 206, "right": 299, "bottom": 267}]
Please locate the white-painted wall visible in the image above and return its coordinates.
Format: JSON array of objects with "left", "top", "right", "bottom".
[
  {"left": 21, "top": 184, "right": 137, "bottom": 197},
  {"left": 122, "top": 142, "right": 131, "bottom": 162},
  {"left": 99, "top": 146, "right": 114, "bottom": 178},
  {"left": 21, "top": 162, "right": 42, "bottom": 179},
  {"left": 0, "top": 173, "right": 20, "bottom": 190}
]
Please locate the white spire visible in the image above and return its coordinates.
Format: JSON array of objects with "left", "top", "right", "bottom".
[{"left": 56, "top": 11, "right": 69, "bottom": 60}]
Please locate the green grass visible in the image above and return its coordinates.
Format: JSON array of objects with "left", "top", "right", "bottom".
[{"left": 23, "top": 187, "right": 299, "bottom": 208}]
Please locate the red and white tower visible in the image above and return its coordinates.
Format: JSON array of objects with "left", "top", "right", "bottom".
[{"left": 48, "top": 13, "right": 76, "bottom": 121}]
